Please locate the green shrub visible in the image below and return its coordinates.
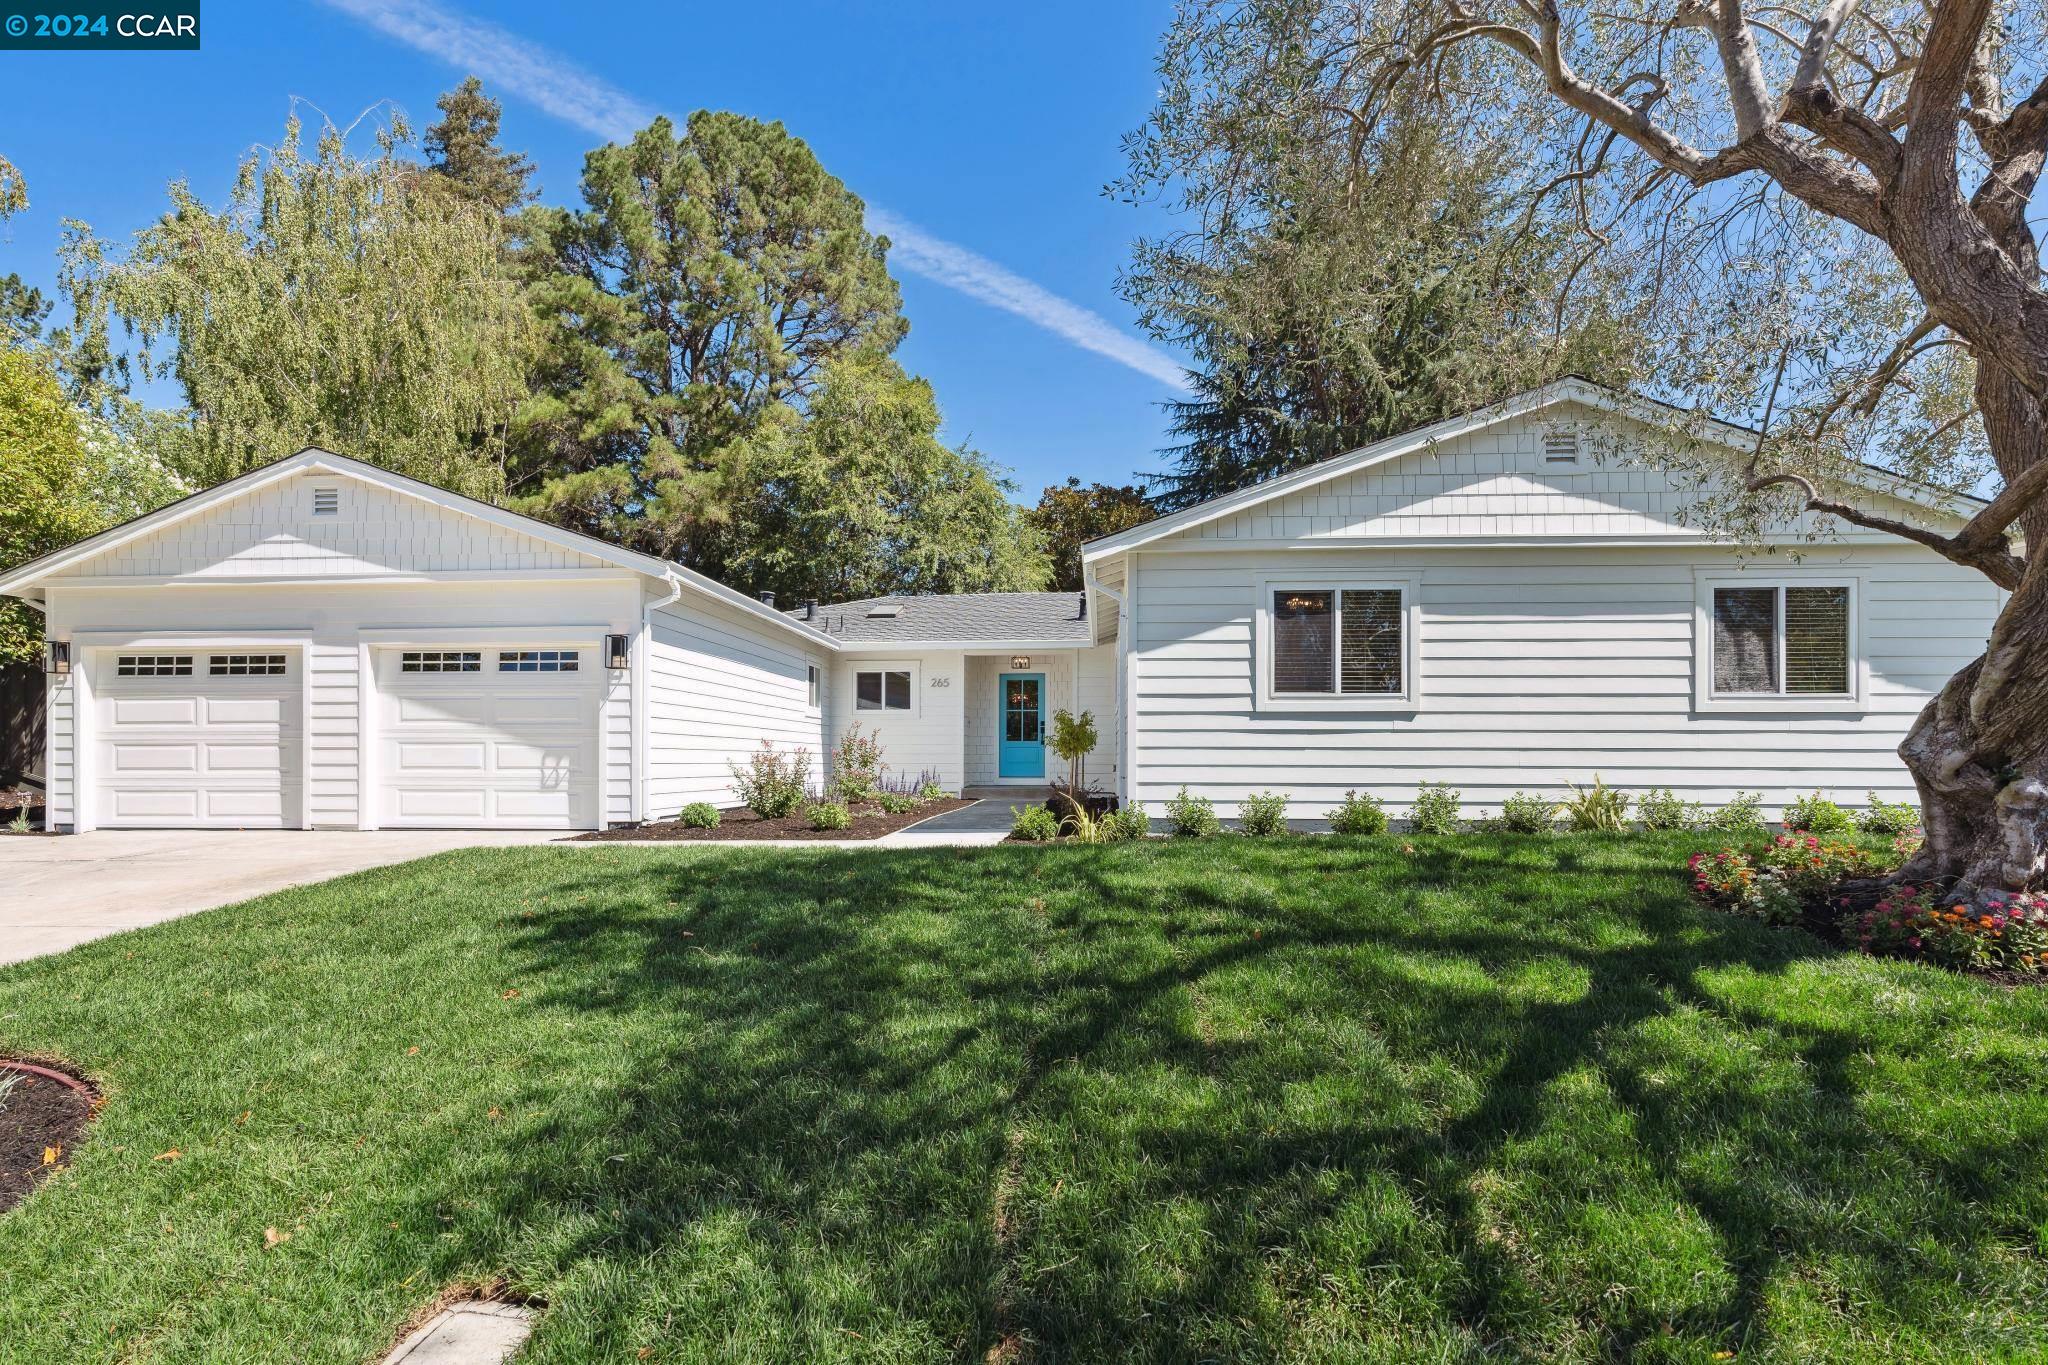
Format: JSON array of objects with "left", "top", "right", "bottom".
[
  {"left": 1858, "top": 792, "right": 1921, "bottom": 836},
  {"left": 832, "top": 723, "right": 887, "bottom": 803},
  {"left": 1236, "top": 791, "right": 1290, "bottom": 837},
  {"left": 1637, "top": 787, "right": 1703, "bottom": 831},
  {"left": 1164, "top": 786, "right": 1222, "bottom": 838},
  {"left": 877, "top": 791, "right": 919, "bottom": 815},
  {"left": 804, "top": 801, "right": 851, "bottom": 831},
  {"left": 728, "top": 742, "right": 812, "bottom": 819},
  {"left": 1100, "top": 806, "right": 1151, "bottom": 841},
  {"left": 677, "top": 802, "right": 720, "bottom": 829},
  {"left": 1782, "top": 790, "right": 1855, "bottom": 835},
  {"left": 1010, "top": 804, "right": 1061, "bottom": 842},
  {"left": 1495, "top": 792, "right": 1554, "bottom": 834},
  {"left": 1409, "top": 782, "right": 1462, "bottom": 835},
  {"left": 1707, "top": 792, "right": 1766, "bottom": 832},
  {"left": 1558, "top": 776, "right": 1630, "bottom": 832},
  {"left": 917, "top": 780, "right": 948, "bottom": 802},
  {"left": 1325, "top": 791, "right": 1388, "bottom": 836}
]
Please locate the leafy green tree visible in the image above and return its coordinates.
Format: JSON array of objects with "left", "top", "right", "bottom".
[
  {"left": 0, "top": 154, "right": 50, "bottom": 350},
  {"left": 510, "top": 111, "right": 907, "bottom": 575},
  {"left": 0, "top": 347, "right": 184, "bottom": 663},
  {"left": 1026, "top": 478, "right": 1155, "bottom": 590},
  {"left": 1117, "top": 0, "right": 1641, "bottom": 510},
  {"left": 423, "top": 76, "right": 535, "bottom": 215},
  {"left": 61, "top": 114, "right": 535, "bottom": 497},
  {"left": 718, "top": 349, "right": 1048, "bottom": 602}
]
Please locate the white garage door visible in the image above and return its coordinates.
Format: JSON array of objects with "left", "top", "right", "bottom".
[
  {"left": 375, "top": 646, "right": 603, "bottom": 829},
  {"left": 94, "top": 650, "right": 301, "bottom": 828}
]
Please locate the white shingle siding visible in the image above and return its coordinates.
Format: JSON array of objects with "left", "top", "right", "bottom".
[
  {"left": 1125, "top": 543, "right": 1998, "bottom": 819},
  {"left": 644, "top": 591, "right": 830, "bottom": 816}
]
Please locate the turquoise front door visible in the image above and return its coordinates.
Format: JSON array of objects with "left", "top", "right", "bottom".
[{"left": 998, "top": 673, "right": 1046, "bottom": 779}]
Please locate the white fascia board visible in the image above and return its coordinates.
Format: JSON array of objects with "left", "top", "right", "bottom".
[
  {"left": 669, "top": 566, "right": 842, "bottom": 650},
  {"left": 808, "top": 638, "right": 1090, "bottom": 654}
]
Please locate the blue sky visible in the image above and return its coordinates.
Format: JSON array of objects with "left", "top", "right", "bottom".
[{"left": 0, "top": 0, "right": 1192, "bottom": 497}]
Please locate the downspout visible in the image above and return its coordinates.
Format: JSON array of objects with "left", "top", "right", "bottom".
[
  {"left": 634, "top": 571, "right": 684, "bottom": 824},
  {"left": 1083, "top": 568, "right": 1132, "bottom": 805}
]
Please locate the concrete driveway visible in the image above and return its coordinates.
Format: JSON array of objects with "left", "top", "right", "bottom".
[{"left": 0, "top": 829, "right": 565, "bottom": 967}]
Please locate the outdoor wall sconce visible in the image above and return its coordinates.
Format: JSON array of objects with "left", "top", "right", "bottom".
[
  {"left": 46, "top": 639, "right": 70, "bottom": 676},
  {"left": 606, "top": 633, "right": 630, "bottom": 670},
  {"left": 1011, "top": 655, "right": 1030, "bottom": 670}
]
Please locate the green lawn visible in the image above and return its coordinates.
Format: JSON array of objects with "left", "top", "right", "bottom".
[{"left": 2, "top": 835, "right": 2045, "bottom": 1363}]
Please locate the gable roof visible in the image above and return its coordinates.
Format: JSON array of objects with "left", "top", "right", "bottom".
[
  {"left": 792, "top": 592, "right": 1091, "bottom": 646},
  {"left": 0, "top": 447, "right": 841, "bottom": 651},
  {"left": 1079, "top": 377, "right": 1985, "bottom": 561}
]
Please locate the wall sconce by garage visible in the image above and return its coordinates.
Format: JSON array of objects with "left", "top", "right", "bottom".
[
  {"left": 1010, "top": 655, "right": 1030, "bottom": 670},
  {"left": 606, "top": 633, "right": 630, "bottom": 670},
  {"left": 45, "top": 639, "right": 71, "bottom": 676}
]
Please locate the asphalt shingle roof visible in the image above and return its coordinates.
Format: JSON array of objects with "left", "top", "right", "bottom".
[{"left": 787, "top": 592, "right": 1091, "bottom": 644}]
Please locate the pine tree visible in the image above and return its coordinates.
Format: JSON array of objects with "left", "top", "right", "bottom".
[{"left": 423, "top": 77, "right": 535, "bottom": 214}]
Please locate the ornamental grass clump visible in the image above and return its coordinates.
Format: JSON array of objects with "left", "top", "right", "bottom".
[
  {"left": 1557, "top": 776, "right": 1629, "bottom": 832},
  {"left": 1236, "top": 791, "right": 1289, "bottom": 836}
]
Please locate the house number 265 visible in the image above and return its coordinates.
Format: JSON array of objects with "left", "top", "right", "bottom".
[{"left": 929, "top": 676, "right": 951, "bottom": 688}]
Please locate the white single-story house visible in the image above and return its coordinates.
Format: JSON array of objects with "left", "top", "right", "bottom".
[{"left": 0, "top": 379, "right": 2000, "bottom": 832}]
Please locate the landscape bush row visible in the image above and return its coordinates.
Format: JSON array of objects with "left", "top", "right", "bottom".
[
  {"left": 1012, "top": 781, "right": 1918, "bottom": 841},
  {"left": 723, "top": 729, "right": 949, "bottom": 832}
]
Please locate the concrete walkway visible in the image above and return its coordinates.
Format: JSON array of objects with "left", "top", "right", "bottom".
[{"left": 0, "top": 829, "right": 562, "bottom": 967}]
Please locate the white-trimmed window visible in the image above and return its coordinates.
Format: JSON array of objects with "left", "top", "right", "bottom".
[
  {"left": 1696, "top": 575, "right": 1862, "bottom": 711},
  {"left": 807, "top": 664, "right": 822, "bottom": 708},
  {"left": 117, "top": 654, "right": 193, "bottom": 677},
  {"left": 209, "top": 653, "right": 288, "bottom": 676},
  {"left": 400, "top": 650, "right": 481, "bottom": 674},
  {"left": 1255, "top": 577, "right": 1420, "bottom": 711},
  {"left": 498, "top": 649, "right": 578, "bottom": 673},
  {"left": 854, "top": 668, "right": 912, "bottom": 711}
]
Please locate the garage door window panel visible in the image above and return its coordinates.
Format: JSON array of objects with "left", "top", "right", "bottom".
[
  {"left": 498, "top": 650, "right": 579, "bottom": 673},
  {"left": 117, "top": 655, "right": 193, "bottom": 677},
  {"left": 209, "top": 654, "right": 288, "bottom": 676},
  {"left": 401, "top": 651, "right": 481, "bottom": 673}
]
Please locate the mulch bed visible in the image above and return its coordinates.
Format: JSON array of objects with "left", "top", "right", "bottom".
[
  {"left": 1, "top": 1063, "right": 98, "bottom": 1214},
  {"left": 572, "top": 798, "right": 976, "bottom": 842},
  {"left": 0, "top": 787, "right": 50, "bottom": 835}
]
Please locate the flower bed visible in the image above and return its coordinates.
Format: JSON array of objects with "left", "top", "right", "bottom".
[
  {"left": 1689, "top": 828, "right": 2047, "bottom": 982},
  {"left": 573, "top": 798, "right": 973, "bottom": 842}
]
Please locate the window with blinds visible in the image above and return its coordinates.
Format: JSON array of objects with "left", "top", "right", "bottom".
[
  {"left": 1272, "top": 588, "right": 1405, "bottom": 696},
  {"left": 1711, "top": 584, "right": 1851, "bottom": 697}
]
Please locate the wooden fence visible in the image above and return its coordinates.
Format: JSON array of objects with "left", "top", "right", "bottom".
[{"left": 0, "top": 662, "right": 45, "bottom": 786}]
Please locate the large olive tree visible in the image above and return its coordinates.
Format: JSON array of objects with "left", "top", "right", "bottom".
[{"left": 1251, "top": 0, "right": 2047, "bottom": 896}]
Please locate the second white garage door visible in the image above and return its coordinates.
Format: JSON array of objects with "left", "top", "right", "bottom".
[{"left": 375, "top": 646, "right": 603, "bottom": 829}]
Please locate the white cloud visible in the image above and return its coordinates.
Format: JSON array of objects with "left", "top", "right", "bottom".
[
  {"left": 316, "top": 0, "right": 651, "bottom": 142},
  {"left": 315, "top": 0, "right": 1191, "bottom": 393}
]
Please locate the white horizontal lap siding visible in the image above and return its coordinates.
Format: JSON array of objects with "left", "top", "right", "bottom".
[
  {"left": 63, "top": 472, "right": 606, "bottom": 580},
  {"left": 1129, "top": 546, "right": 1999, "bottom": 819},
  {"left": 645, "top": 594, "right": 828, "bottom": 816},
  {"left": 305, "top": 638, "right": 360, "bottom": 828},
  {"left": 831, "top": 650, "right": 965, "bottom": 793}
]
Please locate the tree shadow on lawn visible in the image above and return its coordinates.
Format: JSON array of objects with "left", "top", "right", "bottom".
[{"left": 477, "top": 838, "right": 2048, "bottom": 1361}]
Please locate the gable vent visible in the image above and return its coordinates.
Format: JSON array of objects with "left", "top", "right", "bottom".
[
  {"left": 311, "top": 486, "right": 340, "bottom": 516},
  {"left": 1543, "top": 431, "right": 1581, "bottom": 465}
]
